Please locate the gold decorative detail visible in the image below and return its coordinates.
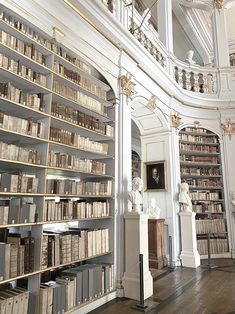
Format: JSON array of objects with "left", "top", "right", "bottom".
[
  {"left": 171, "top": 114, "right": 182, "bottom": 129},
  {"left": 147, "top": 95, "right": 157, "bottom": 111},
  {"left": 214, "top": 0, "right": 223, "bottom": 12},
  {"left": 119, "top": 73, "right": 136, "bottom": 99},
  {"left": 222, "top": 119, "right": 235, "bottom": 139}
]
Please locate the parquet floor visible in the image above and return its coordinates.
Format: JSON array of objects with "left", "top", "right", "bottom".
[{"left": 90, "top": 259, "right": 235, "bottom": 314}]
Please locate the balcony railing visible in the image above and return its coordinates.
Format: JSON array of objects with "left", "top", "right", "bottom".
[{"left": 100, "top": 0, "right": 233, "bottom": 96}]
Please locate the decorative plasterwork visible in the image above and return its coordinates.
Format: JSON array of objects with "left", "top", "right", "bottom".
[
  {"left": 214, "top": 0, "right": 223, "bottom": 12},
  {"left": 171, "top": 114, "right": 182, "bottom": 129},
  {"left": 221, "top": 119, "right": 235, "bottom": 139},
  {"left": 119, "top": 73, "right": 136, "bottom": 99},
  {"left": 147, "top": 95, "right": 157, "bottom": 111}
]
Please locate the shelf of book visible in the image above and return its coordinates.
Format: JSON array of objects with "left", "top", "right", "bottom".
[
  {"left": 179, "top": 127, "right": 229, "bottom": 259},
  {"left": 0, "top": 4, "right": 116, "bottom": 313},
  {"left": 200, "top": 252, "right": 231, "bottom": 260}
]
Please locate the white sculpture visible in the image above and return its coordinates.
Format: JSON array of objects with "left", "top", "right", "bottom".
[
  {"left": 179, "top": 182, "right": 192, "bottom": 212},
  {"left": 128, "top": 177, "right": 143, "bottom": 213},
  {"left": 147, "top": 198, "right": 161, "bottom": 218},
  {"left": 185, "top": 50, "right": 196, "bottom": 65}
]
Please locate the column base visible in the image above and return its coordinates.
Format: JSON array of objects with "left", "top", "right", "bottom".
[
  {"left": 122, "top": 271, "right": 153, "bottom": 301},
  {"left": 180, "top": 250, "right": 200, "bottom": 268}
]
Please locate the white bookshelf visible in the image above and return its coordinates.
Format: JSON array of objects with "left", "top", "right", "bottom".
[
  {"left": 179, "top": 127, "right": 229, "bottom": 258},
  {"left": 0, "top": 4, "right": 115, "bottom": 314}
]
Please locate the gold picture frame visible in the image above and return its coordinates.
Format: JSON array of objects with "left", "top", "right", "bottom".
[{"left": 144, "top": 160, "right": 167, "bottom": 192}]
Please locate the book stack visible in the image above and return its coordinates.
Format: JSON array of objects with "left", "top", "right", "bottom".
[
  {"left": 0, "top": 140, "right": 41, "bottom": 164},
  {"left": 180, "top": 143, "right": 218, "bottom": 153},
  {"left": 53, "top": 80, "right": 107, "bottom": 116},
  {"left": 0, "top": 111, "right": 46, "bottom": 138},
  {"left": 0, "top": 287, "right": 29, "bottom": 313},
  {"left": 197, "top": 238, "right": 228, "bottom": 255},
  {"left": 41, "top": 228, "right": 109, "bottom": 268},
  {"left": 181, "top": 166, "right": 221, "bottom": 176},
  {"left": 43, "top": 200, "right": 110, "bottom": 222},
  {"left": 192, "top": 202, "right": 223, "bottom": 213},
  {"left": 184, "top": 178, "right": 221, "bottom": 188},
  {"left": 53, "top": 61, "right": 80, "bottom": 84},
  {"left": 189, "top": 191, "right": 220, "bottom": 201},
  {"left": 39, "top": 262, "right": 114, "bottom": 313},
  {"left": 0, "top": 172, "right": 39, "bottom": 193},
  {"left": 180, "top": 155, "right": 218, "bottom": 164},
  {"left": 49, "top": 126, "right": 108, "bottom": 154},
  {"left": 51, "top": 102, "right": 113, "bottom": 136},
  {"left": 0, "top": 82, "right": 45, "bottom": 111},
  {"left": 0, "top": 29, "right": 45, "bottom": 65},
  {"left": 196, "top": 219, "right": 226, "bottom": 234},
  {"left": 48, "top": 151, "right": 106, "bottom": 174},
  {"left": 0, "top": 52, "right": 47, "bottom": 86},
  {"left": 180, "top": 133, "right": 217, "bottom": 144},
  {"left": 80, "top": 77, "right": 106, "bottom": 100},
  {"left": 0, "top": 198, "right": 37, "bottom": 225},
  {"left": 0, "top": 232, "right": 35, "bottom": 280},
  {"left": 46, "top": 179, "right": 112, "bottom": 196}
]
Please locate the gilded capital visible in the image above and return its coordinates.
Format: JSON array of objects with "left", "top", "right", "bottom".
[
  {"left": 171, "top": 114, "right": 182, "bottom": 129},
  {"left": 147, "top": 95, "right": 157, "bottom": 111},
  {"left": 119, "top": 73, "right": 136, "bottom": 100},
  {"left": 214, "top": 0, "right": 223, "bottom": 12},
  {"left": 222, "top": 119, "right": 235, "bottom": 139}
]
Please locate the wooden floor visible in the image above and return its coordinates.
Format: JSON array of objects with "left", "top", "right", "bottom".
[{"left": 90, "top": 259, "right": 235, "bottom": 314}]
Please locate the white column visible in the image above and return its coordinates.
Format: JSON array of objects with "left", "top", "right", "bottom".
[
  {"left": 211, "top": 7, "right": 230, "bottom": 67},
  {"left": 122, "top": 213, "right": 153, "bottom": 300},
  {"left": 157, "top": 0, "right": 173, "bottom": 53},
  {"left": 179, "top": 212, "right": 200, "bottom": 268},
  {"left": 115, "top": 71, "right": 132, "bottom": 292}
]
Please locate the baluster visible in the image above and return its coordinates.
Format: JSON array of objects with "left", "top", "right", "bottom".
[
  {"left": 194, "top": 73, "right": 200, "bottom": 92},
  {"left": 175, "top": 67, "right": 179, "bottom": 83},
  {"left": 207, "top": 74, "right": 214, "bottom": 94},
  {"left": 198, "top": 73, "right": 204, "bottom": 93},
  {"left": 182, "top": 70, "right": 187, "bottom": 89},
  {"left": 186, "top": 71, "right": 191, "bottom": 90},
  {"left": 178, "top": 68, "right": 183, "bottom": 88},
  {"left": 203, "top": 74, "right": 209, "bottom": 93},
  {"left": 190, "top": 72, "right": 195, "bottom": 91}
]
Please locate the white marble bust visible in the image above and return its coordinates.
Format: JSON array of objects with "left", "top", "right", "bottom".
[
  {"left": 147, "top": 198, "right": 161, "bottom": 218},
  {"left": 185, "top": 50, "right": 196, "bottom": 65},
  {"left": 179, "top": 182, "right": 192, "bottom": 212},
  {"left": 128, "top": 177, "right": 143, "bottom": 213}
]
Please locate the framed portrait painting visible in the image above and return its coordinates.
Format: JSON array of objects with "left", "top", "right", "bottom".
[{"left": 144, "top": 160, "right": 167, "bottom": 191}]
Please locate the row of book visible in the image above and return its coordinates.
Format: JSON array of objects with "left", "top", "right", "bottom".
[
  {"left": 49, "top": 126, "right": 108, "bottom": 154},
  {"left": 0, "top": 52, "right": 47, "bottom": 87},
  {"left": 0, "top": 198, "right": 37, "bottom": 225},
  {"left": 0, "top": 10, "right": 92, "bottom": 75},
  {"left": 0, "top": 232, "right": 35, "bottom": 279},
  {"left": 193, "top": 203, "right": 223, "bottom": 213},
  {"left": 0, "top": 82, "right": 45, "bottom": 111},
  {"left": 184, "top": 127, "right": 209, "bottom": 134},
  {"left": 53, "top": 60, "right": 80, "bottom": 84},
  {"left": 39, "top": 263, "right": 114, "bottom": 313},
  {"left": 48, "top": 151, "right": 106, "bottom": 174},
  {"left": 197, "top": 238, "right": 228, "bottom": 255},
  {"left": 190, "top": 191, "right": 221, "bottom": 201},
  {"left": 0, "top": 29, "right": 45, "bottom": 65},
  {"left": 185, "top": 178, "right": 221, "bottom": 188},
  {"left": 53, "top": 80, "right": 108, "bottom": 116},
  {"left": 46, "top": 179, "right": 112, "bottom": 196},
  {"left": 51, "top": 102, "right": 113, "bottom": 137},
  {"left": 44, "top": 200, "right": 110, "bottom": 222},
  {"left": 196, "top": 219, "right": 226, "bottom": 234},
  {"left": 181, "top": 166, "right": 221, "bottom": 176},
  {"left": 180, "top": 155, "right": 218, "bottom": 164},
  {"left": 0, "top": 172, "right": 39, "bottom": 193},
  {"left": 41, "top": 228, "right": 109, "bottom": 268},
  {"left": 0, "top": 287, "right": 29, "bottom": 314},
  {"left": 0, "top": 111, "right": 46, "bottom": 138},
  {"left": 80, "top": 76, "right": 106, "bottom": 100},
  {"left": 180, "top": 134, "right": 217, "bottom": 144},
  {"left": 0, "top": 140, "right": 41, "bottom": 164},
  {"left": 179, "top": 143, "right": 218, "bottom": 153}
]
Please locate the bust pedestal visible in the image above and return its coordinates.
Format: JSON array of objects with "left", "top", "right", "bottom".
[
  {"left": 148, "top": 219, "right": 167, "bottom": 269},
  {"left": 122, "top": 212, "right": 153, "bottom": 300},
  {"left": 179, "top": 212, "right": 200, "bottom": 268}
]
